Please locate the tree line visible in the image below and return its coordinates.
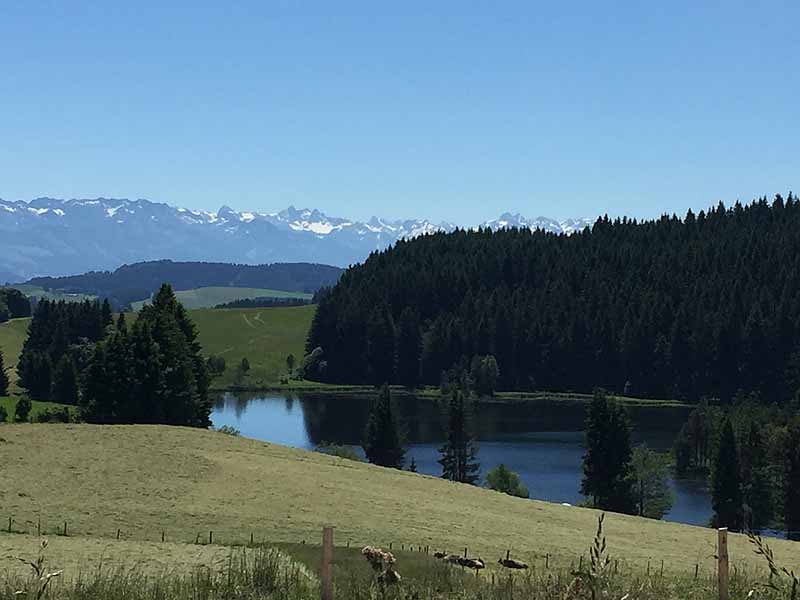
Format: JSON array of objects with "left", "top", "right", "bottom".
[
  {"left": 14, "top": 285, "right": 211, "bottom": 426},
  {"left": 0, "top": 288, "right": 31, "bottom": 323},
  {"left": 673, "top": 398, "right": 800, "bottom": 538},
  {"left": 307, "top": 195, "right": 800, "bottom": 404}
]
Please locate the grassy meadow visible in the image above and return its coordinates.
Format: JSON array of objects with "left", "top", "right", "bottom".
[
  {"left": 192, "top": 305, "right": 315, "bottom": 389},
  {"left": 0, "top": 316, "right": 30, "bottom": 394},
  {"left": 131, "top": 287, "right": 312, "bottom": 311},
  {"left": 1, "top": 423, "right": 798, "bottom": 581}
]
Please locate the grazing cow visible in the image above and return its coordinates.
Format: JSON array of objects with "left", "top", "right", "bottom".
[
  {"left": 498, "top": 557, "right": 529, "bottom": 569},
  {"left": 433, "top": 551, "right": 447, "bottom": 559},
  {"left": 459, "top": 557, "right": 486, "bottom": 571}
]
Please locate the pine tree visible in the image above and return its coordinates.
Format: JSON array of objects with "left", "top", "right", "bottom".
[
  {"left": 52, "top": 355, "right": 79, "bottom": 405},
  {"left": 395, "top": 307, "right": 421, "bottom": 388},
  {"left": 0, "top": 349, "right": 9, "bottom": 396},
  {"left": 438, "top": 390, "right": 480, "bottom": 484},
  {"left": 785, "top": 418, "right": 800, "bottom": 541},
  {"left": 740, "top": 422, "right": 773, "bottom": 532},
  {"left": 711, "top": 419, "right": 742, "bottom": 530},
  {"left": 580, "top": 390, "right": 636, "bottom": 513},
  {"left": 362, "top": 385, "right": 405, "bottom": 468},
  {"left": 101, "top": 298, "right": 113, "bottom": 328},
  {"left": 366, "top": 305, "right": 395, "bottom": 385},
  {"left": 408, "top": 456, "right": 418, "bottom": 473}
]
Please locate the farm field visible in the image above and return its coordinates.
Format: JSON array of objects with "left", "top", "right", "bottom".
[
  {"left": 10, "top": 284, "right": 96, "bottom": 302},
  {"left": 131, "top": 286, "right": 312, "bottom": 310},
  {"left": 0, "top": 423, "right": 797, "bottom": 579},
  {"left": 192, "top": 305, "right": 315, "bottom": 388}
]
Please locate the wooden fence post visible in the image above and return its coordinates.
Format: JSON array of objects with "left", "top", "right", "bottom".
[
  {"left": 7, "top": 517, "right": 11, "bottom": 533},
  {"left": 321, "top": 526, "right": 334, "bottom": 600},
  {"left": 718, "top": 528, "right": 729, "bottom": 600},
  {"left": 209, "top": 531, "right": 213, "bottom": 545}
]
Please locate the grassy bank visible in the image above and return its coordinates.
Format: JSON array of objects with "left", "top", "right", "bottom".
[{"left": 0, "top": 424, "right": 797, "bottom": 578}]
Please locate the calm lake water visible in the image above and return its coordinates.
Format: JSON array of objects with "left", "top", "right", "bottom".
[{"left": 211, "top": 392, "right": 712, "bottom": 526}]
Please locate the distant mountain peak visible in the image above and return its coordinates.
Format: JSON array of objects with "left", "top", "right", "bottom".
[{"left": 0, "top": 196, "right": 594, "bottom": 280}]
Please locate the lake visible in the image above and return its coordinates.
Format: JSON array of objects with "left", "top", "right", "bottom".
[{"left": 211, "top": 392, "right": 712, "bottom": 526}]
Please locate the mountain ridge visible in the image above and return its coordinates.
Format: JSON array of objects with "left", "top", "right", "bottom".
[{"left": 0, "top": 196, "right": 594, "bottom": 280}]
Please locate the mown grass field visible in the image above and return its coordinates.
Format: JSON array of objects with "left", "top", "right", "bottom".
[
  {"left": 192, "top": 305, "right": 315, "bottom": 389},
  {"left": 0, "top": 424, "right": 797, "bottom": 579},
  {"left": 131, "top": 287, "right": 312, "bottom": 311}
]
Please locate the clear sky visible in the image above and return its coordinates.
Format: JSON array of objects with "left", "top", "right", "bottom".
[{"left": 1, "top": 2, "right": 797, "bottom": 224}]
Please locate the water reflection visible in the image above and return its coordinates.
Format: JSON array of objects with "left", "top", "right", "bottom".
[{"left": 211, "top": 392, "right": 711, "bottom": 526}]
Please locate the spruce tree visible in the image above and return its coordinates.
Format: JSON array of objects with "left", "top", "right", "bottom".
[
  {"left": 52, "top": 355, "right": 79, "bottom": 405},
  {"left": 740, "top": 422, "right": 773, "bottom": 531},
  {"left": 785, "top": 418, "right": 800, "bottom": 541},
  {"left": 0, "top": 349, "right": 8, "bottom": 396},
  {"left": 395, "top": 307, "right": 421, "bottom": 388},
  {"left": 580, "top": 390, "right": 636, "bottom": 513},
  {"left": 711, "top": 419, "right": 743, "bottom": 530},
  {"left": 438, "top": 390, "right": 480, "bottom": 484},
  {"left": 366, "top": 305, "right": 395, "bottom": 385},
  {"left": 101, "top": 298, "right": 113, "bottom": 328},
  {"left": 362, "top": 385, "right": 405, "bottom": 468}
]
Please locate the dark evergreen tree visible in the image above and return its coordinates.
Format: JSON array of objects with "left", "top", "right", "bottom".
[
  {"left": 0, "top": 349, "right": 8, "bottom": 396},
  {"left": 740, "top": 422, "right": 773, "bottom": 532},
  {"left": 366, "top": 305, "right": 395, "bottom": 385},
  {"left": 116, "top": 312, "right": 127, "bottom": 332},
  {"left": 101, "top": 298, "right": 113, "bottom": 328},
  {"left": 52, "top": 355, "right": 79, "bottom": 406},
  {"left": 80, "top": 284, "right": 210, "bottom": 427},
  {"left": 711, "top": 419, "right": 743, "bottom": 530},
  {"left": 362, "top": 385, "right": 405, "bottom": 468},
  {"left": 395, "top": 307, "right": 421, "bottom": 388},
  {"left": 580, "top": 390, "right": 636, "bottom": 513},
  {"left": 438, "top": 390, "right": 480, "bottom": 484},
  {"left": 14, "top": 396, "right": 31, "bottom": 422},
  {"left": 408, "top": 456, "right": 418, "bottom": 473},
  {"left": 785, "top": 418, "right": 800, "bottom": 541}
]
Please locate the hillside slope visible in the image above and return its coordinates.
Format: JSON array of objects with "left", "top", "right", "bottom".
[
  {"left": 0, "top": 424, "right": 797, "bottom": 575},
  {"left": 192, "top": 305, "right": 314, "bottom": 388}
]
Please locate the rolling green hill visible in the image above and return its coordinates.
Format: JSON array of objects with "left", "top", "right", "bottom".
[
  {"left": 0, "top": 424, "right": 797, "bottom": 578},
  {"left": 131, "top": 286, "right": 312, "bottom": 311},
  {"left": 188, "top": 305, "right": 315, "bottom": 388}
]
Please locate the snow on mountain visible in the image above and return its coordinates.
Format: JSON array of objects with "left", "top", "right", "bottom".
[{"left": 0, "top": 197, "right": 594, "bottom": 280}]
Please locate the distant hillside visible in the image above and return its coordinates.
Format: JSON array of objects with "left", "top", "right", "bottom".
[
  {"left": 25, "top": 260, "right": 341, "bottom": 308},
  {"left": 130, "top": 286, "right": 312, "bottom": 311}
]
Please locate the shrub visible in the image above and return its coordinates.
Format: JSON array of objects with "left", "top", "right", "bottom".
[
  {"left": 35, "top": 407, "right": 72, "bottom": 423},
  {"left": 316, "top": 442, "right": 363, "bottom": 462},
  {"left": 0, "top": 404, "right": 7, "bottom": 423},
  {"left": 14, "top": 396, "right": 32, "bottom": 422},
  {"left": 486, "top": 464, "right": 529, "bottom": 498},
  {"left": 214, "top": 424, "right": 241, "bottom": 436}
]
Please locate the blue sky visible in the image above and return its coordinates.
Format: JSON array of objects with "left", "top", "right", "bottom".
[{"left": 1, "top": 2, "right": 797, "bottom": 223}]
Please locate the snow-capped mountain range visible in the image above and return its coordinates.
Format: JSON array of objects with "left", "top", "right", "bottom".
[{"left": 0, "top": 197, "right": 594, "bottom": 281}]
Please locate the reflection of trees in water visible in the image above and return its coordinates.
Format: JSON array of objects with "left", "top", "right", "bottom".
[{"left": 219, "top": 391, "right": 692, "bottom": 448}]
